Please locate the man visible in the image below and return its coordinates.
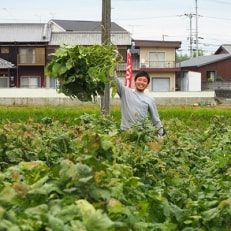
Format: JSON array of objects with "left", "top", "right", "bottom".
[{"left": 113, "top": 70, "right": 164, "bottom": 137}]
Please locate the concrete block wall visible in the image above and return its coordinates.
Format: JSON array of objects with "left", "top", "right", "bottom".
[{"left": 0, "top": 88, "right": 216, "bottom": 106}]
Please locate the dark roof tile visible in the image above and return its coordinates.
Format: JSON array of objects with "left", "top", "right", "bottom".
[
  {"left": 180, "top": 54, "right": 231, "bottom": 67},
  {"left": 51, "top": 19, "right": 127, "bottom": 32}
]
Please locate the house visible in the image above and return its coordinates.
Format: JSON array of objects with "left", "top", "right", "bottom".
[
  {"left": 178, "top": 51, "right": 231, "bottom": 98},
  {"left": 130, "top": 40, "right": 181, "bottom": 92},
  {"left": 214, "top": 44, "right": 231, "bottom": 54},
  {"left": 47, "top": 19, "right": 132, "bottom": 88},
  {"left": 48, "top": 20, "right": 181, "bottom": 92},
  {"left": 0, "top": 20, "right": 181, "bottom": 92},
  {"left": 179, "top": 53, "right": 231, "bottom": 83},
  {"left": 178, "top": 44, "right": 231, "bottom": 85},
  {"left": 0, "top": 23, "right": 51, "bottom": 88},
  {"left": 0, "top": 58, "right": 16, "bottom": 87}
]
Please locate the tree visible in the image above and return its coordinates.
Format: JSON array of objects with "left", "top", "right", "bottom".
[
  {"left": 193, "top": 49, "right": 204, "bottom": 57},
  {"left": 176, "top": 53, "right": 190, "bottom": 63},
  {"left": 176, "top": 49, "right": 204, "bottom": 63}
]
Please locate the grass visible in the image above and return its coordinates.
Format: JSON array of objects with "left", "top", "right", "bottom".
[
  {"left": 0, "top": 105, "right": 230, "bottom": 128},
  {"left": 158, "top": 105, "right": 231, "bottom": 126},
  {"left": 0, "top": 105, "right": 100, "bottom": 124}
]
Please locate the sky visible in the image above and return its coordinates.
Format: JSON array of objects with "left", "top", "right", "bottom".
[{"left": 1, "top": 0, "right": 231, "bottom": 55}]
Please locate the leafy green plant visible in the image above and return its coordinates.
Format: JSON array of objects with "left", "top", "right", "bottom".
[
  {"left": 0, "top": 112, "right": 230, "bottom": 230},
  {"left": 45, "top": 44, "right": 122, "bottom": 101}
]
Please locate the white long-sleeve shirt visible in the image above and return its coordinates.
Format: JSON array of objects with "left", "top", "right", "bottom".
[{"left": 113, "top": 74, "right": 163, "bottom": 134}]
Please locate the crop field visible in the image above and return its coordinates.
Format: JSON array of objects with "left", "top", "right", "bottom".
[
  {"left": 1, "top": 105, "right": 230, "bottom": 125},
  {"left": 0, "top": 105, "right": 230, "bottom": 230}
]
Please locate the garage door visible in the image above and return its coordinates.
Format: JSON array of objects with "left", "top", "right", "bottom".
[{"left": 152, "top": 78, "right": 170, "bottom": 92}]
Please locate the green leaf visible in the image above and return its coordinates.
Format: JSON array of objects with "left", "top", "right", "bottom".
[
  {"left": 201, "top": 207, "right": 220, "bottom": 221},
  {"left": 89, "top": 188, "right": 111, "bottom": 201},
  {"left": 101, "top": 140, "right": 113, "bottom": 151},
  {"left": 48, "top": 215, "right": 65, "bottom": 231},
  {"left": 107, "top": 198, "right": 124, "bottom": 214},
  {"left": 0, "top": 184, "right": 17, "bottom": 204},
  {"left": 24, "top": 204, "right": 48, "bottom": 220},
  {"left": 83, "top": 209, "right": 114, "bottom": 231}
]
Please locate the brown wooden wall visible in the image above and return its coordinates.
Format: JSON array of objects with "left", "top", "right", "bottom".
[{"left": 182, "top": 58, "right": 231, "bottom": 82}]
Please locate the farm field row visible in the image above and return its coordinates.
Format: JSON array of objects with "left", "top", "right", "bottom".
[{"left": 0, "top": 105, "right": 230, "bottom": 230}]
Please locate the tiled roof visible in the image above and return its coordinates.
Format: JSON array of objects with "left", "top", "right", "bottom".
[
  {"left": 180, "top": 54, "right": 231, "bottom": 68},
  {"left": 0, "top": 23, "right": 51, "bottom": 42},
  {"left": 49, "top": 20, "right": 131, "bottom": 45},
  {"left": 49, "top": 32, "right": 131, "bottom": 46},
  {"left": 50, "top": 19, "right": 127, "bottom": 32},
  {"left": 0, "top": 58, "right": 15, "bottom": 69},
  {"left": 134, "top": 40, "right": 181, "bottom": 48}
]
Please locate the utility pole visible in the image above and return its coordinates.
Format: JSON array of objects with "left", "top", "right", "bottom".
[
  {"left": 195, "top": 0, "right": 199, "bottom": 57},
  {"left": 101, "top": 0, "right": 111, "bottom": 115},
  {"left": 184, "top": 13, "right": 195, "bottom": 58}
]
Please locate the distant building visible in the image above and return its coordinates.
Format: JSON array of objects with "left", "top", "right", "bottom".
[
  {"left": 178, "top": 45, "right": 231, "bottom": 94},
  {"left": 0, "top": 20, "right": 181, "bottom": 92},
  {"left": 0, "top": 23, "right": 51, "bottom": 88},
  {"left": 179, "top": 53, "right": 231, "bottom": 82}
]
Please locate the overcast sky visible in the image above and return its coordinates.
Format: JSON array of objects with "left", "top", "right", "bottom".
[{"left": 1, "top": 0, "right": 231, "bottom": 55}]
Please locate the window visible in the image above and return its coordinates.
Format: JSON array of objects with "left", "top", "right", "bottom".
[
  {"left": 20, "top": 76, "right": 41, "bottom": 88},
  {"left": 19, "top": 48, "right": 36, "bottom": 64},
  {"left": 1, "top": 47, "right": 9, "bottom": 54},
  {"left": 49, "top": 77, "right": 59, "bottom": 89},
  {"left": 149, "top": 52, "right": 165, "bottom": 68},
  {"left": 206, "top": 71, "right": 216, "bottom": 82},
  {"left": 18, "top": 47, "right": 45, "bottom": 65}
]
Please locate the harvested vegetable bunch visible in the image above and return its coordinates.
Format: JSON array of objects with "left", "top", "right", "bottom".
[{"left": 45, "top": 43, "right": 122, "bottom": 101}]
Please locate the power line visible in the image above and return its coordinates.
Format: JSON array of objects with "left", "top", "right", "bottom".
[{"left": 201, "top": 15, "right": 231, "bottom": 21}]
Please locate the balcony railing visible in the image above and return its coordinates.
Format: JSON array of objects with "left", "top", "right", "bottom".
[
  {"left": 117, "top": 63, "right": 139, "bottom": 71},
  {"left": 141, "top": 61, "right": 176, "bottom": 68},
  {"left": 17, "top": 54, "right": 45, "bottom": 65},
  {"left": 117, "top": 60, "right": 176, "bottom": 71}
]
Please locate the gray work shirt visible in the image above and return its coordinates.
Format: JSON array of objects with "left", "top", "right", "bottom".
[{"left": 113, "top": 74, "right": 163, "bottom": 134}]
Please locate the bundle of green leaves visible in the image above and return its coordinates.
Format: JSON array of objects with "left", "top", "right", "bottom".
[{"left": 45, "top": 44, "right": 122, "bottom": 101}]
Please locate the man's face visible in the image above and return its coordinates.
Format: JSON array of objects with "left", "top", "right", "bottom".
[{"left": 135, "top": 76, "right": 149, "bottom": 92}]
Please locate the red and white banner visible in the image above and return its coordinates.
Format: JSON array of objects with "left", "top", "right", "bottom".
[{"left": 124, "top": 49, "right": 132, "bottom": 88}]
